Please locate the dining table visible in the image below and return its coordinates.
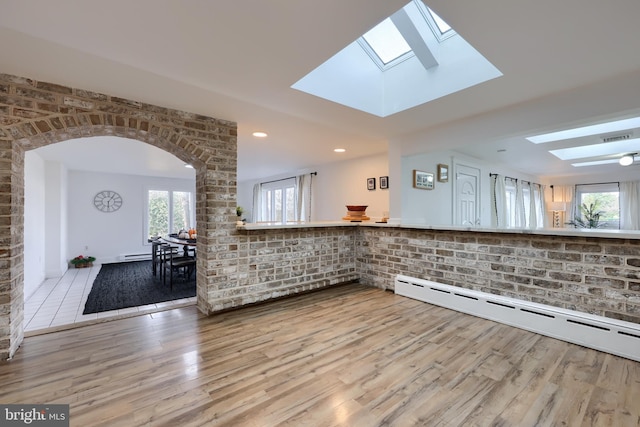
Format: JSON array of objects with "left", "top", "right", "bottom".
[{"left": 161, "top": 234, "right": 197, "bottom": 257}]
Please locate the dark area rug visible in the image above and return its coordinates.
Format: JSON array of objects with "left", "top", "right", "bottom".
[{"left": 83, "top": 260, "right": 195, "bottom": 314}]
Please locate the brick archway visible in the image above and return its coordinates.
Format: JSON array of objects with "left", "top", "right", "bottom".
[{"left": 0, "top": 73, "right": 237, "bottom": 359}]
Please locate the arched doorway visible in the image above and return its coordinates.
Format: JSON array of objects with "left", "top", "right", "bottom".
[
  {"left": 25, "top": 136, "right": 199, "bottom": 329},
  {"left": 0, "top": 73, "right": 237, "bottom": 359}
]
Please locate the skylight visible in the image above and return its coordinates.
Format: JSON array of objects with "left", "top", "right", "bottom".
[
  {"left": 362, "top": 18, "right": 411, "bottom": 65},
  {"left": 428, "top": 8, "right": 452, "bottom": 34},
  {"left": 549, "top": 138, "right": 640, "bottom": 160},
  {"left": 571, "top": 159, "right": 621, "bottom": 167},
  {"left": 291, "top": 1, "right": 502, "bottom": 117},
  {"left": 526, "top": 116, "right": 640, "bottom": 144}
]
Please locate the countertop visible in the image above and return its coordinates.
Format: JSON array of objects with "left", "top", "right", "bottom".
[{"left": 238, "top": 220, "right": 640, "bottom": 240}]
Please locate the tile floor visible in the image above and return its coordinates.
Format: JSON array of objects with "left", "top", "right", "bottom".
[{"left": 24, "top": 262, "right": 196, "bottom": 335}]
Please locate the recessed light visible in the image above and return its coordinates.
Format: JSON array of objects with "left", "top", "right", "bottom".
[
  {"left": 184, "top": 164, "right": 194, "bottom": 169},
  {"left": 252, "top": 131, "right": 268, "bottom": 138},
  {"left": 334, "top": 148, "right": 346, "bottom": 153}
]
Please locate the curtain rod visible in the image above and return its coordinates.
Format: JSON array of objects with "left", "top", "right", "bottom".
[
  {"left": 571, "top": 181, "right": 620, "bottom": 187},
  {"left": 489, "top": 173, "right": 535, "bottom": 185},
  {"left": 261, "top": 171, "right": 317, "bottom": 185}
]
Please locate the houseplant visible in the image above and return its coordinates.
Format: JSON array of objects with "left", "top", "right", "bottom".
[
  {"left": 236, "top": 206, "right": 244, "bottom": 226},
  {"left": 567, "top": 202, "right": 604, "bottom": 229},
  {"left": 70, "top": 255, "right": 96, "bottom": 268}
]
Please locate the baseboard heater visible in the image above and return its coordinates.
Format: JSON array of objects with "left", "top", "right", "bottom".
[
  {"left": 119, "top": 253, "right": 152, "bottom": 262},
  {"left": 395, "top": 274, "right": 640, "bottom": 362}
]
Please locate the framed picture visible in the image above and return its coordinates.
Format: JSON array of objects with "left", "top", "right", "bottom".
[
  {"left": 380, "top": 176, "right": 389, "bottom": 189},
  {"left": 413, "top": 170, "right": 434, "bottom": 190},
  {"left": 367, "top": 177, "right": 376, "bottom": 190},
  {"left": 437, "top": 164, "right": 449, "bottom": 183}
]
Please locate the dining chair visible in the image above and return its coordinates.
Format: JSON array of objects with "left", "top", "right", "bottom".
[
  {"left": 161, "top": 245, "right": 196, "bottom": 290},
  {"left": 151, "top": 239, "right": 165, "bottom": 277}
]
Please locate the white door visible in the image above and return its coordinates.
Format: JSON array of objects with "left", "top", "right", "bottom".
[{"left": 454, "top": 164, "right": 480, "bottom": 226}]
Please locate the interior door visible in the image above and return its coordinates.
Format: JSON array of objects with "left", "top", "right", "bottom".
[{"left": 454, "top": 164, "right": 481, "bottom": 226}]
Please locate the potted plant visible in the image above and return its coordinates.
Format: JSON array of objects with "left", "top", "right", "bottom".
[
  {"left": 567, "top": 202, "right": 604, "bottom": 229},
  {"left": 70, "top": 255, "right": 96, "bottom": 268},
  {"left": 236, "top": 206, "right": 244, "bottom": 226}
]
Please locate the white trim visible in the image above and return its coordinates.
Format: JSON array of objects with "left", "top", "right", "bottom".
[
  {"left": 395, "top": 274, "right": 640, "bottom": 362},
  {"left": 119, "top": 253, "right": 151, "bottom": 261}
]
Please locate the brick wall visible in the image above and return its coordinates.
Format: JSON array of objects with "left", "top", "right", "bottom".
[
  {"left": 357, "top": 227, "right": 640, "bottom": 325},
  {"left": 217, "top": 227, "right": 359, "bottom": 311},
  {"left": 0, "top": 73, "right": 237, "bottom": 359}
]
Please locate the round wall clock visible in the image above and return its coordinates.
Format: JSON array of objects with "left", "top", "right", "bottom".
[{"left": 93, "top": 190, "right": 123, "bottom": 213}]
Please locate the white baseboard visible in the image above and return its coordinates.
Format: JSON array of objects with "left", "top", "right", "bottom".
[
  {"left": 395, "top": 274, "right": 640, "bottom": 362},
  {"left": 118, "top": 253, "right": 152, "bottom": 262}
]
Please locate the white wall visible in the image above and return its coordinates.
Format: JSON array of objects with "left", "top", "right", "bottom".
[
  {"left": 237, "top": 180, "right": 255, "bottom": 221},
  {"left": 238, "top": 153, "right": 390, "bottom": 222},
  {"left": 402, "top": 151, "right": 454, "bottom": 225},
  {"left": 67, "top": 170, "right": 195, "bottom": 264},
  {"left": 314, "top": 153, "right": 389, "bottom": 220},
  {"left": 401, "top": 150, "right": 540, "bottom": 226},
  {"left": 24, "top": 152, "right": 46, "bottom": 300},
  {"left": 44, "top": 161, "right": 67, "bottom": 278}
]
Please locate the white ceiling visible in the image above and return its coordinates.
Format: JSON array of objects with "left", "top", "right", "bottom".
[
  {"left": 3, "top": 0, "right": 640, "bottom": 182},
  {"left": 34, "top": 137, "right": 196, "bottom": 180}
]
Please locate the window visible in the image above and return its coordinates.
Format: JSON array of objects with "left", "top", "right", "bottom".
[
  {"left": 362, "top": 18, "right": 412, "bottom": 65},
  {"left": 253, "top": 174, "right": 313, "bottom": 223},
  {"left": 505, "top": 179, "right": 533, "bottom": 228},
  {"left": 427, "top": 8, "right": 452, "bottom": 35},
  {"left": 260, "top": 178, "right": 296, "bottom": 223},
  {"left": 492, "top": 175, "right": 544, "bottom": 228},
  {"left": 147, "top": 189, "right": 195, "bottom": 239},
  {"left": 574, "top": 183, "right": 620, "bottom": 229},
  {"left": 505, "top": 180, "right": 517, "bottom": 226},
  {"left": 358, "top": 2, "right": 456, "bottom": 71}
]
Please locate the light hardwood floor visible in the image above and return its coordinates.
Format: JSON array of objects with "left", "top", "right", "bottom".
[{"left": 2, "top": 284, "right": 639, "bottom": 426}]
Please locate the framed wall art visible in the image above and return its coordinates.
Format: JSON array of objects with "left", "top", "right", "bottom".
[
  {"left": 379, "top": 176, "right": 389, "bottom": 189},
  {"left": 413, "top": 170, "right": 434, "bottom": 190},
  {"left": 367, "top": 177, "right": 376, "bottom": 190},
  {"left": 437, "top": 164, "right": 449, "bottom": 182}
]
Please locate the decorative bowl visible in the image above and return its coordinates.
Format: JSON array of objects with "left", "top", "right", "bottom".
[{"left": 346, "top": 205, "right": 368, "bottom": 211}]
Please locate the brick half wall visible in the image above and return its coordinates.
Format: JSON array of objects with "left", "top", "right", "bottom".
[
  {"left": 357, "top": 227, "right": 640, "bottom": 325},
  {"left": 207, "top": 227, "right": 360, "bottom": 312}
]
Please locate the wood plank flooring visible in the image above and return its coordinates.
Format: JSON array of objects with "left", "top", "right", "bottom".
[{"left": 1, "top": 284, "right": 639, "bottom": 426}]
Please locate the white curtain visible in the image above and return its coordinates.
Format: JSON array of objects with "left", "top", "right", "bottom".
[
  {"left": 295, "top": 174, "right": 312, "bottom": 222},
  {"left": 529, "top": 183, "right": 541, "bottom": 228},
  {"left": 252, "top": 183, "right": 261, "bottom": 223},
  {"left": 620, "top": 181, "right": 640, "bottom": 230},
  {"left": 491, "top": 174, "right": 507, "bottom": 227},
  {"left": 515, "top": 180, "right": 526, "bottom": 228},
  {"left": 492, "top": 175, "right": 545, "bottom": 229},
  {"left": 536, "top": 183, "right": 546, "bottom": 228}
]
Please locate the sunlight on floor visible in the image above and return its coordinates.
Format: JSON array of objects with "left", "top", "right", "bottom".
[{"left": 24, "top": 262, "right": 196, "bottom": 334}]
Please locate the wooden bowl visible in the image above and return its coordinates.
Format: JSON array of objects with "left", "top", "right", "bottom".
[{"left": 346, "top": 205, "right": 368, "bottom": 212}]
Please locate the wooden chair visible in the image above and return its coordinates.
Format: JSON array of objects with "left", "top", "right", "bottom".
[
  {"left": 151, "top": 239, "right": 165, "bottom": 277},
  {"left": 161, "top": 245, "right": 196, "bottom": 290}
]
